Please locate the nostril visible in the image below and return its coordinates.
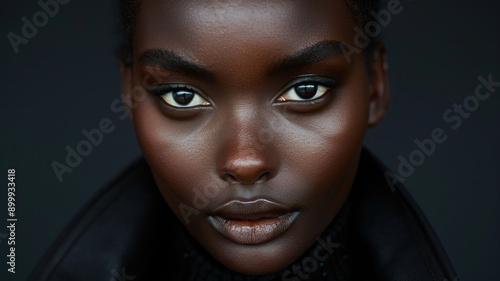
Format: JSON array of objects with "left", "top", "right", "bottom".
[
  {"left": 223, "top": 173, "right": 238, "bottom": 183},
  {"left": 223, "top": 171, "right": 270, "bottom": 185},
  {"left": 255, "top": 172, "right": 270, "bottom": 183}
]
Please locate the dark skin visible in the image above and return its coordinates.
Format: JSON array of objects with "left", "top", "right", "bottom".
[{"left": 121, "top": 0, "right": 389, "bottom": 275}]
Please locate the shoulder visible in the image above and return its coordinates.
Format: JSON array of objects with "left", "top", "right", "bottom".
[
  {"left": 348, "top": 149, "right": 458, "bottom": 280},
  {"left": 28, "top": 158, "right": 179, "bottom": 281}
]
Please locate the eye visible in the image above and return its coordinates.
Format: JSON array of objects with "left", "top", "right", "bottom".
[
  {"left": 276, "top": 77, "right": 337, "bottom": 103},
  {"left": 148, "top": 84, "right": 210, "bottom": 108}
]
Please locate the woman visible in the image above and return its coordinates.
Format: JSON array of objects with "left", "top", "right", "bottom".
[{"left": 28, "top": 0, "right": 458, "bottom": 280}]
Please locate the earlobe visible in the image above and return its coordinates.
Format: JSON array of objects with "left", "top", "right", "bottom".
[
  {"left": 120, "top": 63, "right": 134, "bottom": 120},
  {"left": 367, "top": 44, "right": 390, "bottom": 127}
]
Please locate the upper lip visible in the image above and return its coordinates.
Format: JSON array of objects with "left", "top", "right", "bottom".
[{"left": 210, "top": 199, "right": 294, "bottom": 221}]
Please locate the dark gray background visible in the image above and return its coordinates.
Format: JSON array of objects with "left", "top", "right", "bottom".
[{"left": 1, "top": 0, "right": 499, "bottom": 280}]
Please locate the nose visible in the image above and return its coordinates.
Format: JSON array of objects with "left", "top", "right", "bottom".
[
  {"left": 216, "top": 116, "right": 278, "bottom": 185},
  {"left": 219, "top": 149, "right": 276, "bottom": 184}
]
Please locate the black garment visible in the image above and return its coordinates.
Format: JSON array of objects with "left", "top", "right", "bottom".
[{"left": 28, "top": 149, "right": 458, "bottom": 280}]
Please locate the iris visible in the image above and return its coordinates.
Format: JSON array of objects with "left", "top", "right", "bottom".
[
  {"left": 173, "top": 90, "right": 194, "bottom": 105},
  {"left": 295, "top": 84, "right": 317, "bottom": 99}
]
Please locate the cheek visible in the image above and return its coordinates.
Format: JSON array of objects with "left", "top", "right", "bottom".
[
  {"left": 279, "top": 68, "right": 370, "bottom": 210},
  {"left": 132, "top": 97, "right": 217, "bottom": 208}
]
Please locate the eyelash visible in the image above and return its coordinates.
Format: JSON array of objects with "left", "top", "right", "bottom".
[
  {"left": 275, "top": 76, "right": 338, "bottom": 103},
  {"left": 146, "top": 76, "right": 338, "bottom": 109},
  {"left": 147, "top": 84, "right": 210, "bottom": 109}
]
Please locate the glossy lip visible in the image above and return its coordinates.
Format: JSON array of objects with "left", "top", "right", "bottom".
[{"left": 207, "top": 199, "right": 299, "bottom": 245}]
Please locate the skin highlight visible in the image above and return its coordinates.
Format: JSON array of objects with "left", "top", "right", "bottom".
[{"left": 120, "top": 0, "right": 389, "bottom": 275}]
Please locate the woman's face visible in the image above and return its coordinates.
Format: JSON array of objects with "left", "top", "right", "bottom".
[{"left": 123, "top": 0, "right": 388, "bottom": 275}]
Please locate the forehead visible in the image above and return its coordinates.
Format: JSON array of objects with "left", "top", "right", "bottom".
[{"left": 134, "top": 0, "right": 357, "bottom": 54}]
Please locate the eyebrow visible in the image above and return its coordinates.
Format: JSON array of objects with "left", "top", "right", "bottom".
[
  {"left": 268, "top": 40, "right": 346, "bottom": 76},
  {"left": 138, "top": 40, "right": 347, "bottom": 79},
  {"left": 138, "top": 49, "right": 215, "bottom": 81}
]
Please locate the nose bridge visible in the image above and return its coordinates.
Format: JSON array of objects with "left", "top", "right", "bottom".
[{"left": 216, "top": 105, "right": 278, "bottom": 184}]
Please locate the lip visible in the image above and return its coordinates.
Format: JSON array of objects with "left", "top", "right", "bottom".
[{"left": 207, "top": 199, "right": 299, "bottom": 245}]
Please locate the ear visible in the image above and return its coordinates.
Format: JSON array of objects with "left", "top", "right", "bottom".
[
  {"left": 120, "top": 63, "right": 134, "bottom": 120},
  {"left": 367, "top": 43, "right": 390, "bottom": 127}
]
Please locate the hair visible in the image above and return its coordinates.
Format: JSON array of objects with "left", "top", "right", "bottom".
[{"left": 118, "top": 0, "right": 381, "bottom": 66}]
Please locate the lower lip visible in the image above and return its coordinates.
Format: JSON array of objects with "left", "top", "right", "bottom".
[{"left": 208, "top": 212, "right": 299, "bottom": 245}]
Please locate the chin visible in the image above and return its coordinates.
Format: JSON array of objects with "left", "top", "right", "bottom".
[{"left": 211, "top": 243, "right": 302, "bottom": 275}]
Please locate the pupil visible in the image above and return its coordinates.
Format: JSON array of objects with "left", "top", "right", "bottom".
[
  {"left": 295, "top": 84, "right": 317, "bottom": 99},
  {"left": 173, "top": 91, "right": 194, "bottom": 105}
]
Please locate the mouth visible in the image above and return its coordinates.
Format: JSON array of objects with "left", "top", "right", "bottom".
[{"left": 207, "top": 199, "right": 299, "bottom": 245}]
